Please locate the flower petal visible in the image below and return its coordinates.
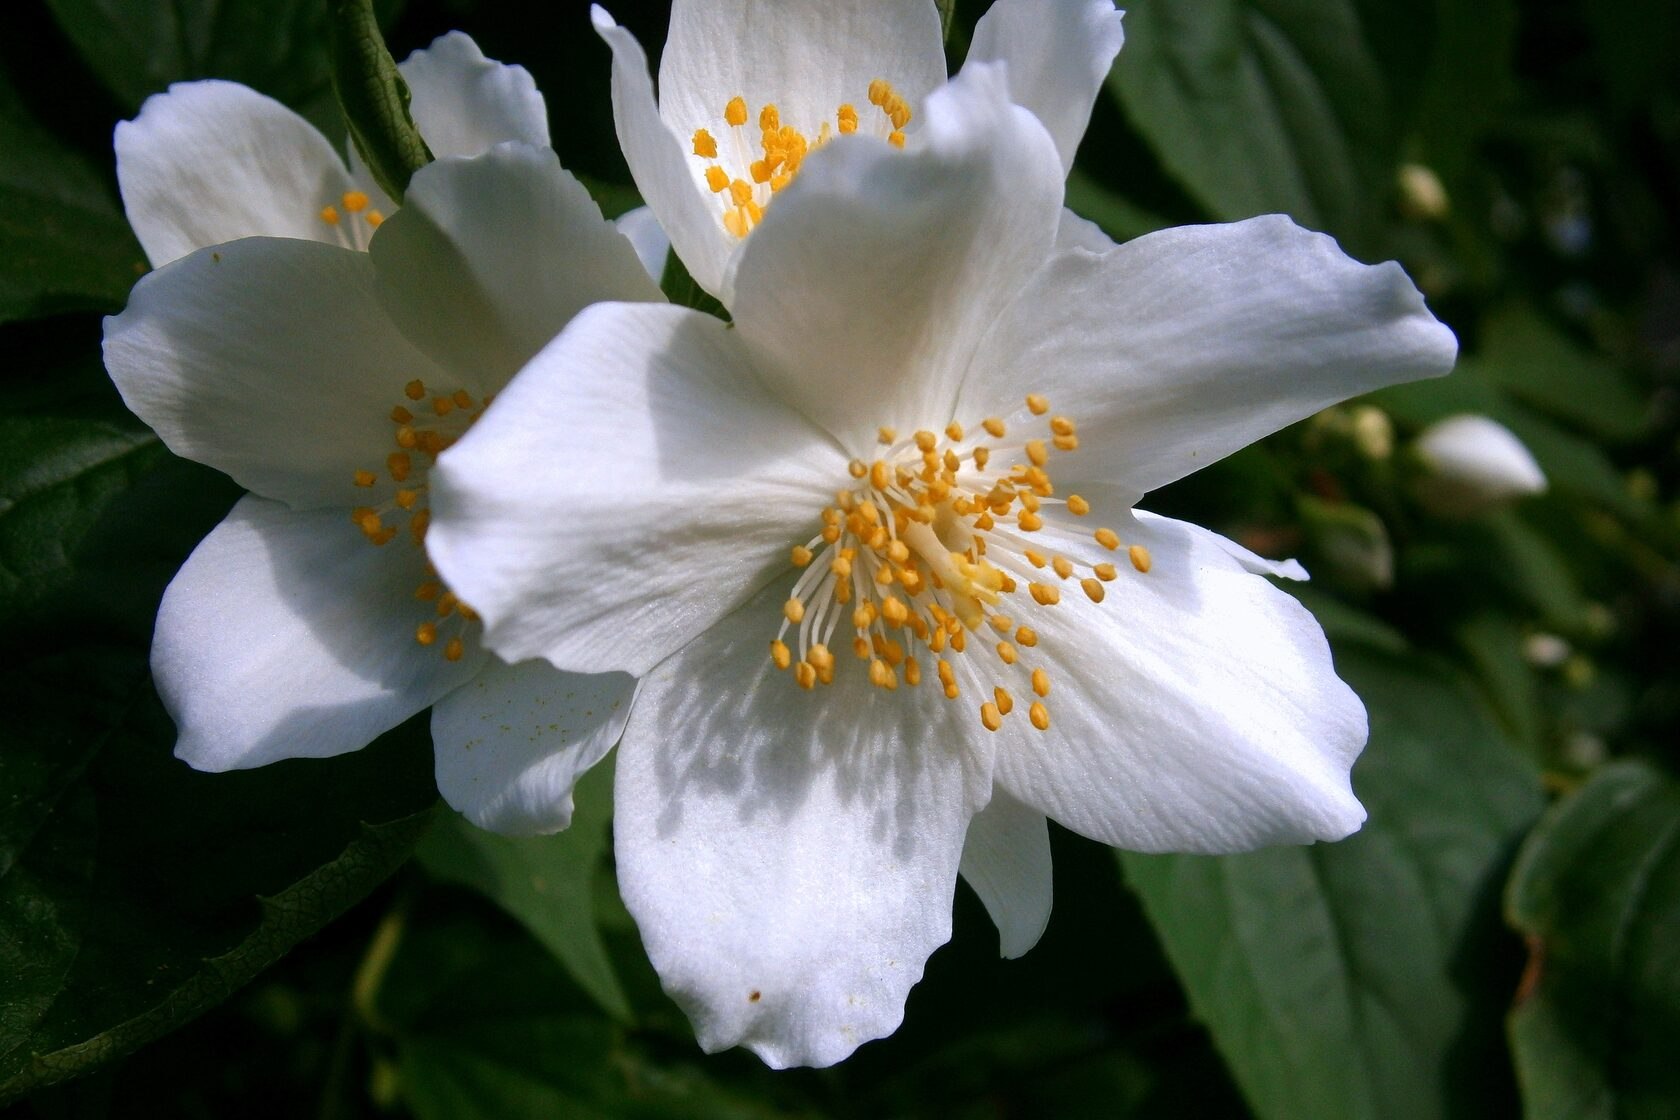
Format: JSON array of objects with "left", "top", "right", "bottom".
[
  {"left": 614, "top": 577, "right": 991, "bottom": 1068},
  {"left": 115, "top": 80, "right": 360, "bottom": 266},
  {"left": 729, "top": 63, "right": 1064, "bottom": 454},
  {"left": 959, "top": 786, "right": 1053, "bottom": 958},
  {"left": 402, "top": 31, "right": 550, "bottom": 155},
  {"left": 593, "top": 6, "right": 735, "bottom": 300},
  {"left": 104, "top": 236, "right": 450, "bottom": 509},
  {"left": 989, "top": 509, "right": 1368, "bottom": 852},
  {"left": 429, "top": 301, "right": 840, "bottom": 676},
  {"left": 157, "top": 494, "right": 483, "bottom": 771},
  {"left": 964, "top": 0, "right": 1125, "bottom": 176},
  {"left": 431, "top": 658, "right": 634, "bottom": 835},
  {"left": 956, "top": 214, "right": 1459, "bottom": 495},
  {"left": 614, "top": 205, "right": 671, "bottom": 284},
  {"left": 369, "top": 143, "right": 662, "bottom": 390}
]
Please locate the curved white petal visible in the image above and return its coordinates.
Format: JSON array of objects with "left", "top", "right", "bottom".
[
  {"left": 370, "top": 144, "right": 662, "bottom": 390},
  {"left": 989, "top": 509, "right": 1368, "bottom": 852},
  {"left": 959, "top": 787, "right": 1053, "bottom": 959},
  {"left": 104, "top": 236, "right": 450, "bottom": 509},
  {"left": 614, "top": 577, "right": 992, "bottom": 1068},
  {"left": 730, "top": 63, "right": 1064, "bottom": 454},
  {"left": 115, "top": 81, "right": 361, "bottom": 266},
  {"left": 429, "top": 301, "right": 840, "bottom": 676},
  {"left": 1056, "top": 206, "right": 1115, "bottom": 254},
  {"left": 1414, "top": 413, "right": 1547, "bottom": 511},
  {"left": 614, "top": 205, "right": 671, "bottom": 284},
  {"left": 964, "top": 0, "right": 1125, "bottom": 176},
  {"left": 956, "top": 214, "right": 1459, "bottom": 495},
  {"left": 593, "top": 6, "right": 735, "bottom": 300},
  {"left": 431, "top": 658, "right": 633, "bottom": 835},
  {"left": 402, "top": 31, "right": 550, "bottom": 156},
  {"left": 158, "top": 494, "right": 484, "bottom": 771}
]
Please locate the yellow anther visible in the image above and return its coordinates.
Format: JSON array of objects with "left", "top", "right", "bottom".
[
  {"left": 982, "top": 417, "right": 1006, "bottom": 438},
  {"left": 881, "top": 596, "right": 909, "bottom": 625},
  {"left": 1081, "top": 577, "right": 1106, "bottom": 603},
  {"left": 877, "top": 426, "right": 897, "bottom": 445},
  {"left": 914, "top": 429, "right": 938, "bottom": 452},
  {"left": 365, "top": 210, "right": 384, "bottom": 228},
  {"left": 770, "top": 640, "right": 793, "bottom": 670},
  {"left": 1129, "top": 544, "right": 1153, "bottom": 573},
  {"left": 1052, "top": 555, "right": 1074, "bottom": 580},
  {"left": 1018, "top": 510, "right": 1043, "bottom": 532},
  {"left": 723, "top": 208, "right": 750, "bottom": 238},
  {"left": 387, "top": 451, "right": 412, "bottom": 481},
  {"left": 1031, "top": 668, "right": 1051, "bottom": 697},
  {"left": 994, "top": 687, "right": 1014, "bottom": 716},
  {"left": 1015, "top": 625, "right": 1038, "bottom": 647},
  {"left": 404, "top": 379, "right": 426, "bottom": 401},
  {"left": 1094, "top": 562, "right": 1118, "bottom": 581},
  {"left": 1066, "top": 494, "right": 1090, "bottom": 516},
  {"left": 452, "top": 389, "right": 473, "bottom": 410},
  {"left": 444, "top": 637, "right": 465, "bottom": 661},
  {"left": 887, "top": 100, "right": 911, "bottom": 130},
  {"left": 1029, "top": 702, "right": 1050, "bottom": 731},
  {"left": 395, "top": 488, "right": 419, "bottom": 509},
  {"left": 848, "top": 459, "right": 868, "bottom": 479},
  {"left": 342, "top": 191, "right": 369, "bottom": 213},
  {"left": 693, "top": 128, "right": 718, "bottom": 158},
  {"left": 353, "top": 469, "right": 376, "bottom": 487},
  {"left": 414, "top": 581, "right": 442, "bottom": 601},
  {"left": 456, "top": 604, "right": 478, "bottom": 623},
  {"left": 942, "top": 449, "right": 961, "bottom": 474},
  {"left": 980, "top": 701, "right": 1002, "bottom": 732},
  {"left": 725, "top": 96, "right": 748, "bottom": 126},
  {"left": 791, "top": 545, "right": 813, "bottom": 566},
  {"left": 705, "top": 165, "right": 730, "bottom": 193},
  {"left": 1053, "top": 433, "right": 1080, "bottom": 452},
  {"left": 1029, "top": 582, "right": 1061, "bottom": 606},
  {"left": 888, "top": 130, "right": 906, "bottom": 148},
  {"left": 1050, "top": 415, "right": 1076, "bottom": 436},
  {"left": 874, "top": 564, "right": 894, "bottom": 586},
  {"left": 852, "top": 604, "right": 875, "bottom": 630},
  {"left": 432, "top": 395, "right": 455, "bottom": 416},
  {"left": 1025, "top": 393, "right": 1049, "bottom": 415},
  {"left": 795, "top": 661, "right": 818, "bottom": 689},
  {"left": 758, "top": 104, "right": 780, "bottom": 131},
  {"left": 1095, "top": 528, "right": 1121, "bottom": 551},
  {"left": 809, "top": 643, "right": 835, "bottom": 671},
  {"left": 886, "top": 540, "right": 910, "bottom": 564},
  {"left": 1026, "top": 439, "right": 1049, "bottom": 467},
  {"left": 319, "top": 205, "right": 340, "bottom": 225},
  {"left": 870, "top": 459, "right": 891, "bottom": 490},
  {"left": 996, "top": 641, "right": 1018, "bottom": 665},
  {"left": 390, "top": 405, "right": 413, "bottom": 424},
  {"left": 783, "top": 598, "right": 806, "bottom": 623},
  {"left": 729, "top": 178, "right": 753, "bottom": 205},
  {"left": 988, "top": 614, "right": 1013, "bottom": 633},
  {"left": 356, "top": 510, "right": 383, "bottom": 536},
  {"left": 868, "top": 78, "right": 891, "bottom": 106},
  {"left": 868, "top": 658, "right": 897, "bottom": 689},
  {"left": 905, "top": 657, "right": 922, "bottom": 686},
  {"left": 409, "top": 509, "right": 430, "bottom": 541},
  {"left": 415, "top": 621, "right": 438, "bottom": 645},
  {"left": 1023, "top": 549, "right": 1046, "bottom": 568},
  {"left": 749, "top": 159, "right": 773, "bottom": 183},
  {"left": 771, "top": 172, "right": 794, "bottom": 192},
  {"left": 838, "top": 104, "right": 859, "bottom": 133},
  {"left": 830, "top": 554, "right": 853, "bottom": 578},
  {"left": 853, "top": 636, "right": 871, "bottom": 659}
]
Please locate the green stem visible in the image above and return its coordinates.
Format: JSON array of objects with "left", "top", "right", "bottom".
[{"left": 328, "top": 0, "right": 432, "bottom": 204}]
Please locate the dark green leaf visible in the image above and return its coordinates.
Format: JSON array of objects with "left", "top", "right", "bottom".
[
  {"left": 1107, "top": 0, "right": 1393, "bottom": 251},
  {"left": 0, "top": 416, "right": 162, "bottom": 621},
  {"left": 1474, "top": 306, "right": 1649, "bottom": 443},
  {"left": 659, "top": 248, "right": 729, "bottom": 321},
  {"left": 1121, "top": 645, "right": 1546, "bottom": 1120},
  {"left": 415, "top": 762, "right": 630, "bottom": 1021},
  {"left": 0, "top": 73, "right": 144, "bottom": 322},
  {"left": 1505, "top": 761, "right": 1680, "bottom": 1120}
]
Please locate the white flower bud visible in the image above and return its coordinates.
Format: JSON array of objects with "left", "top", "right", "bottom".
[{"left": 1413, "top": 414, "right": 1547, "bottom": 516}]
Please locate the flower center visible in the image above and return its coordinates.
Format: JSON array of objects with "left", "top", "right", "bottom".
[
  {"left": 317, "top": 189, "right": 386, "bottom": 248},
  {"left": 771, "top": 396, "right": 1154, "bottom": 734},
  {"left": 690, "top": 79, "right": 913, "bottom": 239},
  {"left": 349, "top": 377, "right": 486, "bottom": 662}
]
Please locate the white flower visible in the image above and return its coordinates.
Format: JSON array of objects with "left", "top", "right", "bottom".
[
  {"left": 1412, "top": 413, "right": 1547, "bottom": 516},
  {"left": 592, "top": 0, "right": 1126, "bottom": 303},
  {"left": 427, "top": 60, "right": 1458, "bottom": 1066},
  {"left": 103, "top": 128, "right": 664, "bottom": 834}
]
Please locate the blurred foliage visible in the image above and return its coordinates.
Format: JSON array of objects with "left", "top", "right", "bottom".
[{"left": 1, "top": 0, "right": 1678, "bottom": 1117}]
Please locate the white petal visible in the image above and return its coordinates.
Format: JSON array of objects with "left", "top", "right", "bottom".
[
  {"left": 1414, "top": 413, "right": 1547, "bottom": 507},
  {"left": 614, "top": 205, "right": 671, "bottom": 284},
  {"left": 431, "top": 658, "right": 634, "bottom": 835},
  {"left": 428, "top": 301, "right": 840, "bottom": 676},
  {"left": 157, "top": 494, "right": 483, "bottom": 771},
  {"left": 115, "top": 81, "right": 360, "bottom": 266},
  {"left": 401, "top": 31, "right": 550, "bottom": 156},
  {"left": 730, "top": 63, "right": 1064, "bottom": 454},
  {"left": 964, "top": 0, "right": 1125, "bottom": 176},
  {"left": 614, "top": 578, "right": 991, "bottom": 1068},
  {"left": 103, "top": 236, "right": 450, "bottom": 509},
  {"left": 959, "top": 787, "right": 1053, "bottom": 959},
  {"left": 1056, "top": 206, "right": 1115, "bottom": 254},
  {"left": 369, "top": 143, "right": 662, "bottom": 389},
  {"left": 990, "top": 509, "right": 1368, "bottom": 852},
  {"left": 593, "top": 6, "right": 735, "bottom": 300},
  {"left": 957, "top": 214, "right": 1459, "bottom": 495}
]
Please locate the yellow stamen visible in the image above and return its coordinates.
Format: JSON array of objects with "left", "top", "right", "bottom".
[
  {"left": 980, "top": 701, "right": 1002, "bottom": 732},
  {"left": 1095, "top": 528, "right": 1121, "bottom": 551},
  {"left": 725, "top": 96, "right": 748, "bottom": 126},
  {"left": 1029, "top": 702, "right": 1050, "bottom": 731},
  {"left": 771, "top": 640, "right": 792, "bottom": 670},
  {"left": 1066, "top": 494, "right": 1090, "bottom": 516},
  {"left": 994, "top": 687, "right": 1014, "bottom": 716},
  {"left": 784, "top": 598, "right": 805, "bottom": 623},
  {"left": 319, "top": 205, "right": 340, "bottom": 225},
  {"left": 1130, "top": 544, "right": 1153, "bottom": 573},
  {"left": 693, "top": 128, "right": 718, "bottom": 158},
  {"left": 1031, "top": 668, "right": 1051, "bottom": 697},
  {"left": 342, "top": 190, "right": 369, "bottom": 213},
  {"left": 1081, "top": 577, "right": 1106, "bottom": 603}
]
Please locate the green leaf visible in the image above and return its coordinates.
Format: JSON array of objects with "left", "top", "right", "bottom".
[
  {"left": 0, "top": 416, "right": 162, "bottom": 621},
  {"left": 1474, "top": 306, "right": 1649, "bottom": 443},
  {"left": 659, "top": 248, "right": 730, "bottom": 321},
  {"left": 416, "top": 763, "right": 629, "bottom": 1021},
  {"left": 1505, "top": 761, "right": 1680, "bottom": 1120},
  {"left": 0, "top": 72, "right": 145, "bottom": 322},
  {"left": 329, "top": 0, "right": 432, "bottom": 204},
  {"left": 1121, "top": 644, "right": 1546, "bottom": 1120},
  {"left": 0, "top": 644, "right": 440, "bottom": 1103},
  {"left": 1107, "top": 0, "right": 1393, "bottom": 250}
]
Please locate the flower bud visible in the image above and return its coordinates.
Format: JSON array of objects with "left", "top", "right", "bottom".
[{"left": 1412, "top": 414, "right": 1546, "bottom": 517}]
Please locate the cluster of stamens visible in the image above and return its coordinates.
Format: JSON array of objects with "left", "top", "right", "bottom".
[
  {"left": 770, "top": 395, "right": 1154, "bottom": 735},
  {"left": 691, "top": 79, "right": 912, "bottom": 238},
  {"left": 318, "top": 190, "right": 385, "bottom": 243},
  {"left": 349, "top": 378, "right": 488, "bottom": 662}
]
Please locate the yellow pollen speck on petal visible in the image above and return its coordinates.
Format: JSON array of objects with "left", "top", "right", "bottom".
[
  {"left": 693, "top": 128, "right": 718, "bottom": 158},
  {"left": 1130, "top": 544, "right": 1153, "bottom": 573},
  {"left": 444, "top": 637, "right": 464, "bottom": 661},
  {"left": 994, "top": 687, "right": 1014, "bottom": 716},
  {"left": 1031, "top": 668, "right": 1051, "bottom": 697},
  {"left": 353, "top": 469, "right": 376, "bottom": 487},
  {"left": 980, "top": 701, "right": 1002, "bottom": 732},
  {"left": 783, "top": 598, "right": 805, "bottom": 623},
  {"left": 982, "top": 417, "right": 1006, "bottom": 438},
  {"left": 319, "top": 205, "right": 340, "bottom": 225},
  {"left": 1066, "top": 494, "right": 1090, "bottom": 516},
  {"left": 1094, "top": 562, "right": 1118, "bottom": 581},
  {"left": 1081, "top": 577, "right": 1106, "bottom": 603},
  {"left": 725, "top": 96, "right": 748, "bottom": 126},
  {"left": 1029, "top": 702, "right": 1050, "bottom": 731},
  {"left": 1095, "top": 528, "right": 1121, "bottom": 550},
  {"left": 770, "top": 640, "right": 792, "bottom": 670},
  {"left": 342, "top": 190, "right": 369, "bottom": 213},
  {"left": 1026, "top": 393, "right": 1049, "bottom": 415}
]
